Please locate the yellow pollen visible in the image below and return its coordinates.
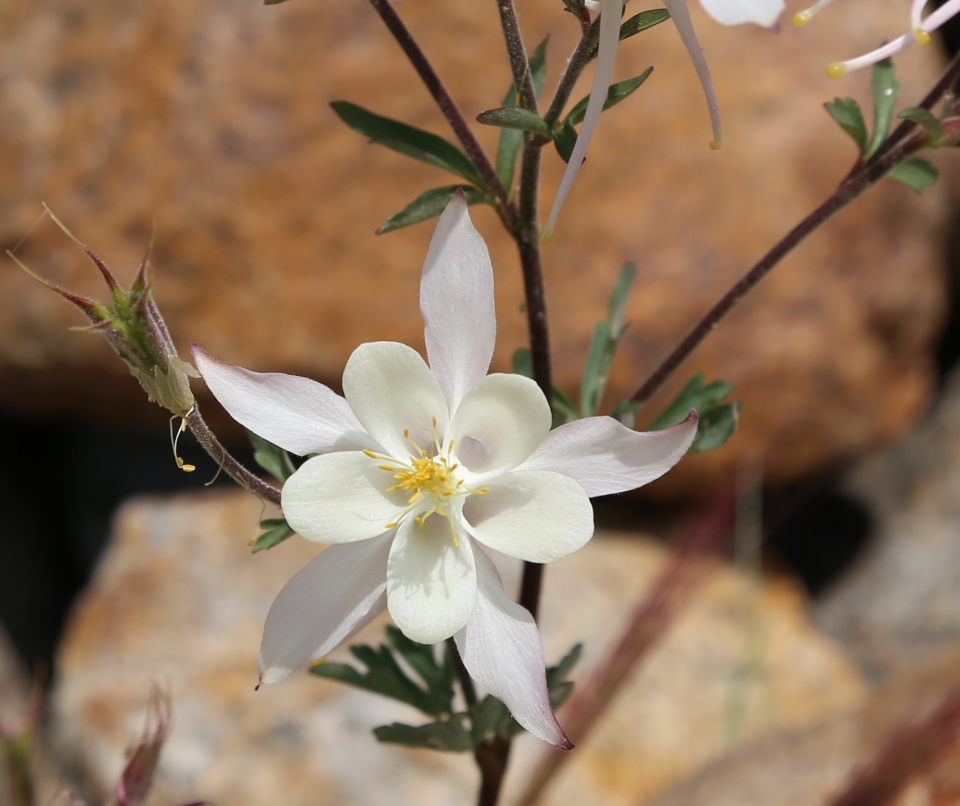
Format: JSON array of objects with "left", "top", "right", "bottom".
[
  {"left": 793, "top": 8, "right": 814, "bottom": 25},
  {"left": 914, "top": 28, "right": 931, "bottom": 44}
]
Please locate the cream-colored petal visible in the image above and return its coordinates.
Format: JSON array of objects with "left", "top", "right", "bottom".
[
  {"left": 386, "top": 515, "right": 477, "bottom": 644},
  {"left": 259, "top": 535, "right": 391, "bottom": 685},
  {"left": 281, "top": 452, "right": 406, "bottom": 544},
  {"left": 455, "top": 548, "right": 572, "bottom": 749},
  {"left": 342, "top": 342, "right": 449, "bottom": 461},
  {"left": 462, "top": 470, "right": 593, "bottom": 563},
  {"left": 447, "top": 373, "right": 551, "bottom": 484},
  {"left": 421, "top": 194, "right": 496, "bottom": 413}
]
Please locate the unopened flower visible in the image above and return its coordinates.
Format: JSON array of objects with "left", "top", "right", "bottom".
[
  {"left": 194, "top": 193, "right": 697, "bottom": 747},
  {"left": 544, "top": 0, "right": 784, "bottom": 237},
  {"left": 796, "top": 0, "right": 959, "bottom": 76}
]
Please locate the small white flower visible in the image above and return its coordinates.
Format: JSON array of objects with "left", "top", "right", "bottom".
[
  {"left": 545, "top": 0, "right": 783, "bottom": 237},
  {"left": 193, "top": 194, "right": 697, "bottom": 747}
]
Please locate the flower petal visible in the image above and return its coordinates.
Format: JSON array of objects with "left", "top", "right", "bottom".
[
  {"left": 342, "top": 341, "right": 450, "bottom": 461},
  {"left": 543, "top": 0, "right": 623, "bottom": 238},
  {"left": 462, "top": 470, "right": 593, "bottom": 563},
  {"left": 258, "top": 535, "right": 391, "bottom": 685},
  {"left": 281, "top": 452, "right": 407, "bottom": 543},
  {"left": 663, "top": 0, "right": 722, "bottom": 148},
  {"left": 698, "top": 0, "right": 783, "bottom": 27},
  {"left": 192, "top": 345, "right": 374, "bottom": 456},
  {"left": 516, "top": 412, "right": 698, "bottom": 497},
  {"left": 455, "top": 548, "right": 572, "bottom": 749},
  {"left": 386, "top": 514, "right": 477, "bottom": 644},
  {"left": 421, "top": 194, "right": 497, "bottom": 413},
  {"left": 448, "top": 373, "right": 551, "bottom": 484}
]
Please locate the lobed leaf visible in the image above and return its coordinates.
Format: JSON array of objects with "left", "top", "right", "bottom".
[
  {"left": 867, "top": 58, "right": 901, "bottom": 156},
  {"left": 374, "top": 715, "right": 474, "bottom": 752},
  {"left": 645, "top": 373, "right": 741, "bottom": 454},
  {"left": 689, "top": 401, "right": 742, "bottom": 453},
  {"left": 888, "top": 157, "right": 939, "bottom": 193},
  {"left": 824, "top": 97, "right": 869, "bottom": 155},
  {"left": 248, "top": 430, "right": 296, "bottom": 482},
  {"left": 252, "top": 518, "right": 296, "bottom": 553}
]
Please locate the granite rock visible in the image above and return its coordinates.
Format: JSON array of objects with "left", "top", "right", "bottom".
[
  {"left": 51, "top": 489, "right": 865, "bottom": 805},
  {"left": 0, "top": 0, "right": 955, "bottom": 492}
]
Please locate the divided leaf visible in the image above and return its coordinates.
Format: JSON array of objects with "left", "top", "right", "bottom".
[
  {"left": 645, "top": 373, "right": 741, "bottom": 454},
  {"left": 378, "top": 185, "right": 490, "bottom": 234},
  {"left": 374, "top": 715, "right": 475, "bottom": 752},
  {"left": 252, "top": 518, "right": 296, "bottom": 553},
  {"left": 867, "top": 57, "right": 901, "bottom": 155},
  {"left": 888, "top": 156, "right": 939, "bottom": 193},
  {"left": 248, "top": 430, "right": 295, "bottom": 482},
  {"left": 331, "top": 101, "right": 485, "bottom": 188},
  {"left": 824, "top": 97, "right": 868, "bottom": 155}
]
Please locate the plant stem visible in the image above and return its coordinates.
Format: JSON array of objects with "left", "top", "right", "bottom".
[
  {"left": 542, "top": 19, "right": 600, "bottom": 127},
  {"left": 626, "top": 45, "right": 960, "bottom": 408},
  {"left": 496, "top": 0, "right": 539, "bottom": 112},
  {"left": 447, "top": 638, "right": 478, "bottom": 708},
  {"left": 366, "top": 0, "right": 517, "bottom": 230},
  {"left": 185, "top": 405, "right": 281, "bottom": 507},
  {"left": 474, "top": 737, "right": 512, "bottom": 806}
]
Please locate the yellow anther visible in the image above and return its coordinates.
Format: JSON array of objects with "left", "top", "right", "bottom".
[
  {"left": 914, "top": 28, "right": 931, "bottom": 44},
  {"left": 793, "top": 8, "right": 814, "bottom": 25},
  {"left": 709, "top": 139, "right": 722, "bottom": 151},
  {"left": 363, "top": 449, "right": 380, "bottom": 459},
  {"left": 176, "top": 457, "right": 196, "bottom": 473},
  {"left": 827, "top": 62, "right": 847, "bottom": 79}
]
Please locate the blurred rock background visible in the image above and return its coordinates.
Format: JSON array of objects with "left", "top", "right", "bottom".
[{"left": 1, "top": 0, "right": 960, "bottom": 802}]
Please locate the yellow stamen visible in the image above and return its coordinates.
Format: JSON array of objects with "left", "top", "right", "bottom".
[
  {"left": 793, "top": 8, "right": 814, "bottom": 25},
  {"left": 827, "top": 62, "right": 847, "bottom": 79},
  {"left": 914, "top": 28, "right": 932, "bottom": 43}
]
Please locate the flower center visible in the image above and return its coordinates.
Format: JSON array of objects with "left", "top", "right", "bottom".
[{"left": 363, "top": 420, "right": 487, "bottom": 546}]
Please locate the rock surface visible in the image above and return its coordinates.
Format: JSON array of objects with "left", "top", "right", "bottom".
[
  {"left": 51, "top": 489, "right": 865, "bottom": 805},
  {"left": 648, "top": 649, "right": 960, "bottom": 806},
  {"left": 817, "top": 367, "right": 960, "bottom": 683},
  {"left": 0, "top": 0, "right": 955, "bottom": 492}
]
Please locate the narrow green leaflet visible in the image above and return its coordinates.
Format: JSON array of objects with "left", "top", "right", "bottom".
[
  {"left": 312, "top": 639, "right": 455, "bottom": 717},
  {"left": 252, "top": 518, "right": 295, "bottom": 553},
  {"left": 562, "top": 0, "right": 586, "bottom": 14},
  {"left": 580, "top": 264, "right": 637, "bottom": 418},
  {"left": 385, "top": 626, "right": 455, "bottom": 702},
  {"left": 824, "top": 97, "right": 868, "bottom": 155},
  {"left": 248, "top": 430, "right": 295, "bottom": 482},
  {"left": 495, "top": 37, "right": 550, "bottom": 187},
  {"left": 377, "top": 185, "right": 490, "bottom": 234},
  {"left": 478, "top": 107, "right": 552, "bottom": 136},
  {"left": 644, "top": 373, "right": 741, "bottom": 454},
  {"left": 888, "top": 157, "right": 939, "bottom": 193},
  {"left": 867, "top": 58, "right": 901, "bottom": 156},
  {"left": 374, "top": 716, "right": 474, "bottom": 752},
  {"left": 552, "top": 120, "right": 578, "bottom": 164},
  {"left": 512, "top": 347, "right": 579, "bottom": 425},
  {"left": 619, "top": 9, "right": 670, "bottom": 42},
  {"left": 565, "top": 70, "right": 654, "bottom": 128},
  {"left": 331, "top": 101, "right": 485, "bottom": 188}
]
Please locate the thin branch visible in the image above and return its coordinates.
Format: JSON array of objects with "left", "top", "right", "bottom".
[
  {"left": 496, "top": 0, "right": 539, "bottom": 113},
  {"left": 366, "top": 0, "right": 517, "bottom": 230},
  {"left": 185, "top": 405, "right": 282, "bottom": 507},
  {"left": 446, "top": 638, "right": 478, "bottom": 708},
  {"left": 542, "top": 18, "right": 601, "bottom": 127},
  {"left": 627, "top": 45, "right": 960, "bottom": 407}
]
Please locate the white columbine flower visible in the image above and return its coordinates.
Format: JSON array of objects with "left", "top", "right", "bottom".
[
  {"left": 192, "top": 193, "right": 697, "bottom": 747},
  {"left": 544, "top": 0, "right": 784, "bottom": 237},
  {"left": 793, "top": 0, "right": 960, "bottom": 77}
]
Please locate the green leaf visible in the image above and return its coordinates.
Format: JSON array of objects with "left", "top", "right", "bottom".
[
  {"left": 546, "top": 643, "right": 582, "bottom": 711},
  {"left": 374, "top": 715, "right": 474, "bottom": 752},
  {"left": 825, "top": 97, "right": 868, "bottom": 154},
  {"left": 579, "top": 264, "right": 637, "bottom": 418},
  {"left": 468, "top": 696, "right": 511, "bottom": 744},
  {"left": 377, "top": 185, "right": 489, "bottom": 234},
  {"left": 331, "top": 101, "right": 485, "bottom": 187},
  {"left": 564, "top": 69, "right": 654, "bottom": 128},
  {"left": 247, "top": 430, "right": 295, "bottom": 482},
  {"left": 888, "top": 156, "right": 939, "bottom": 193},
  {"left": 511, "top": 346, "right": 534, "bottom": 378},
  {"left": 386, "top": 626, "right": 455, "bottom": 703},
  {"left": 552, "top": 120, "right": 578, "bottom": 163},
  {"left": 646, "top": 373, "right": 734, "bottom": 431},
  {"left": 689, "top": 402, "right": 742, "bottom": 453},
  {"left": 312, "top": 641, "right": 455, "bottom": 717},
  {"left": 478, "top": 107, "right": 552, "bottom": 136},
  {"left": 867, "top": 58, "right": 901, "bottom": 156},
  {"left": 495, "top": 38, "right": 550, "bottom": 187},
  {"left": 898, "top": 107, "right": 946, "bottom": 143},
  {"left": 264, "top": 0, "right": 292, "bottom": 4},
  {"left": 562, "top": 0, "right": 587, "bottom": 15},
  {"left": 619, "top": 9, "right": 670, "bottom": 41},
  {"left": 252, "top": 518, "right": 295, "bottom": 553}
]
